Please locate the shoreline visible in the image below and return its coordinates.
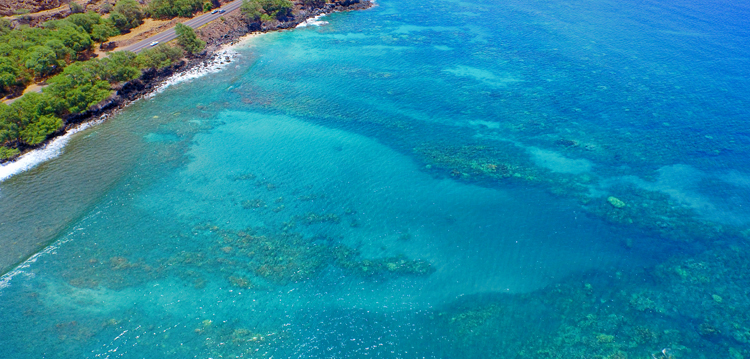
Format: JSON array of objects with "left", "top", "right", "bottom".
[{"left": 0, "top": 0, "right": 373, "bottom": 169}]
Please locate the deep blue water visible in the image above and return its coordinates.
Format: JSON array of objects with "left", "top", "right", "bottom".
[{"left": 2, "top": 0, "right": 750, "bottom": 357}]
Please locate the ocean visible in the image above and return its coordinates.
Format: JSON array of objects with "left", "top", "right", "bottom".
[{"left": 1, "top": 0, "right": 750, "bottom": 357}]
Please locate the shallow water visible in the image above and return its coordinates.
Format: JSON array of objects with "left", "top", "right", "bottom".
[{"left": 2, "top": 0, "right": 750, "bottom": 357}]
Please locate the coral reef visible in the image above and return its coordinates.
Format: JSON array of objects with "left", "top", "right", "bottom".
[{"left": 430, "top": 242, "right": 750, "bottom": 358}]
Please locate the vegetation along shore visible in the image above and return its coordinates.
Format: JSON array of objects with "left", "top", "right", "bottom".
[{"left": 0, "top": 0, "right": 372, "bottom": 164}]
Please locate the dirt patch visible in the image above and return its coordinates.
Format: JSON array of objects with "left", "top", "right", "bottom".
[
  {"left": 0, "top": 0, "right": 70, "bottom": 17},
  {"left": 4, "top": 0, "right": 112, "bottom": 27}
]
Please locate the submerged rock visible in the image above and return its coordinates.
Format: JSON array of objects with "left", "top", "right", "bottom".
[{"left": 607, "top": 196, "right": 626, "bottom": 208}]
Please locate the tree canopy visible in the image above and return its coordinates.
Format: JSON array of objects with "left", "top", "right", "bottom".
[
  {"left": 241, "top": 0, "right": 293, "bottom": 21},
  {"left": 0, "top": 4, "right": 194, "bottom": 157},
  {"left": 0, "top": 11, "right": 124, "bottom": 95},
  {"left": 147, "top": 0, "right": 204, "bottom": 19},
  {"left": 135, "top": 44, "right": 184, "bottom": 69},
  {"left": 112, "top": 0, "right": 145, "bottom": 32},
  {"left": 175, "top": 23, "right": 205, "bottom": 54}
]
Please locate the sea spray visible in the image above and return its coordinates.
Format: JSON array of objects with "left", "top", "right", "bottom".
[
  {"left": 296, "top": 14, "right": 329, "bottom": 28},
  {"left": 147, "top": 48, "right": 240, "bottom": 97}
]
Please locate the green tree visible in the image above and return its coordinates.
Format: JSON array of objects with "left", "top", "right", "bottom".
[
  {"left": 45, "top": 39, "right": 75, "bottom": 62},
  {"left": 203, "top": 2, "right": 213, "bottom": 12},
  {"left": 242, "top": 0, "right": 292, "bottom": 21},
  {"left": 25, "top": 46, "right": 59, "bottom": 76},
  {"left": 66, "top": 12, "right": 100, "bottom": 33},
  {"left": 0, "top": 146, "right": 20, "bottom": 159},
  {"left": 20, "top": 115, "right": 62, "bottom": 145},
  {"left": 260, "top": 0, "right": 293, "bottom": 19},
  {"left": 112, "top": 0, "right": 145, "bottom": 31},
  {"left": 55, "top": 24, "right": 93, "bottom": 52},
  {"left": 175, "top": 23, "right": 205, "bottom": 54},
  {"left": 54, "top": 12, "right": 120, "bottom": 42},
  {"left": 69, "top": 2, "right": 85, "bottom": 13},
  {"left": 0, "top": 58, "right": 22, "bottom": 90},
  {"left": 91, "top": 22, "right": 120, "bottom": 42},
  {"left": 241, "top": 0, "right": 263, "bottom": 21},
  {"left": 93, "top": 51, "right": 140, "bottom": 82},
  {"left": 109, "top": 12, "right": 129, "bottom": 32},
  {"left": 135, "top": 44, "right": 183, "bottom": 69},
  {"left": 0, "top": 19, "right": 11, "bottom": 36},
  {"left": 0, "top": 92, "right": 61, "bottom": 145},
  {"left": 101, "top": 2, "right": 113, "bottom": 13},
  {"left": 0, "top": 102, "right": 20, "bottom": 143},
  {"left": 46, "top": 63, "right": 112, "bottom": 114},
  {"left": 148, "top": 0, "right": 203, "bottom": 19}
]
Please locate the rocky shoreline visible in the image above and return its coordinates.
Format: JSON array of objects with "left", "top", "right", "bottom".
[{"left": 0, "top": 0, "right": 372, "bottom": 165}]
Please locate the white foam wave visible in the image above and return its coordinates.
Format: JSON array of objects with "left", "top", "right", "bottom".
[
  {"left": 147, "top": 48, "right": 240, "bottom": 97},
  {"left": 0, "top": 119, "right": 103, "bottom": 183},
  {"left": 0, "top": 233, "right": 73, "bottom": 291},
  {"left": 0, "top": 213, "right": 97, "bottom": 291},
  {"left": 1, "top": 49, "right": 240, "bottom": 183},
  {"left": 296, "top": 14, "right": 329, "bottom": 28}
]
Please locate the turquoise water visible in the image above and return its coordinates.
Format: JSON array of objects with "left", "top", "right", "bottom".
[{"left": 2, "top": 0, "right": 750, "bottom": 357}]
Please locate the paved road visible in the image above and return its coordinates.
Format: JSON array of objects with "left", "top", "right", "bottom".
[{"left": 121, "top": 0, "right": 243, "bottom": 53}]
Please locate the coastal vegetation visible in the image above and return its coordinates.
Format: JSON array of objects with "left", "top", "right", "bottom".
[
  {"left": 135, "top": 44, "right": 185, "bottom": 69},
  {"left": 0, "top": 44, "right": 188, "bottom": 155},
  {"left": 0, "top": 3, "right": 148, "bottom": 98},
  {"left": 147, "top": 0, "right": 207, "bottom": 19},
  {"left": 0, "top": 0, "right": 203, "bottom": 158},
  {"left": 241, "top": 0, "right": 293, "bottom": 21},
  {"left": 175, "top": 23, "right": 205, "bottom": 54},
  {"left": 0, "top": 50, "right": 154, "bottom": 149},
  {"left": 110, "top": 0, "right": 146, "bottom": 32},
  {"left": 1, "top": 0, "right": 368, "bottom": 160}
]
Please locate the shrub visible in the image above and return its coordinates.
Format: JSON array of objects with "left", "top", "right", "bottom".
[
  {"left": 0, "top": 146, "right": 20, "bottom": 159},
  {"left": 20, "top": 115, "right": 62, "bottom": 145},
  {"left": 242, "top": 0, "right": 292, "bottom": 21},
  {"left": 101, "top": 2, "right": 114, "bottom": 14},
  {"left": 175, "top": 23, "right": 205, "bottom": 54},
  {"left": 69, "top": 2, "right": 85, "bottom": 13},
  {"left": 260, "top": 0, "right": 293, "bottom": 19},
  {"left": 92, "top": 51, "right": 140, "bottom": 82},
  {"left": 147, "top": 0, "right": 204, "bottom": 19},
  {"left": 0, "top": 92, "right": 62, "bottom": 145},
  {"left": 46, "top": 62, "right": 112, "bottom": 114},
  {"left": 0, "top": 22, "right": 92, "bottom": 83},
  {"left": 241, "top": 0, "right": 263, "bottom": 21},
  {"left": 135, "top": 44, "right": 184, "bottom": 69},
  {"left": 0, "top": 58, "right": 24, "bottom": 90},
  {"left": 66, "top": 12, "right": 100, "bottom": 33},
  {"left": 91, "top": 22, "right": 120, "bottom": 42},
  {"left": 0, "top": 19, "right": 10, "bottom": 36},
  {"left": 24, "top": 46, "right": 60, "bottom": 76},
  {"left": 112, "top": 0, "right": 145, "bottom": 32}
]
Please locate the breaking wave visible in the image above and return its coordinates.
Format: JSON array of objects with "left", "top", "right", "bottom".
[
  {"left": 0, "top": 119, "right": 103, "bottom": 183},
  {"left": 296, "top": 14, "right": 329, "bottom": 28},
  {"left": 0, "top": 49, "right": 240, "bottom": 184},
  {"left": 147, "top": 48, "right": 240, "bottom": 97}
]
